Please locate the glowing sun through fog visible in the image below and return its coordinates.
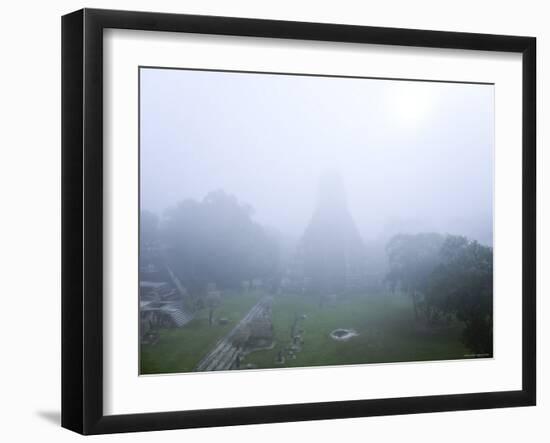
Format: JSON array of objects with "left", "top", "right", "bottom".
[{"left": 384, "top": 80, "right": 437, "bottom": 130}]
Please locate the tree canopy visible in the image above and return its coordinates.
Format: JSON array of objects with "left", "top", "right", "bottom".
[
  {"left": 159, "top": 190, "right": 280, "bottom": 294},
  {"left": 386, "top": 233, "right": 493, "bottom": 355},
  {"left": 426, "top": 236, "right": 493, "bottom": 354}
]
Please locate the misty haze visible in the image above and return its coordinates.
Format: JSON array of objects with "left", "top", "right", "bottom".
[{"left": 139, "top": 67, "right": 494, "bottom": 374}]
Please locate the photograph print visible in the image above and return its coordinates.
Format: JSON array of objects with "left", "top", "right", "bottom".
[{"left": 139, "top": 67, "right": 494, "bottom": 375}]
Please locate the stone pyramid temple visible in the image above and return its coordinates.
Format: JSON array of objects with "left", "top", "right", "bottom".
[{"left": 299, "top": 171, "right": 367, "bottom": 295}]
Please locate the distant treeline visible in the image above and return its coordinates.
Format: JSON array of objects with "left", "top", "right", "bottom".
[{"left": 140, "top": 190, "right": 280, "bottom": 294}]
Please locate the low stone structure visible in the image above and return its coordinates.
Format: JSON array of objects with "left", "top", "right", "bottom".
[
  {"left": 329, "top": 328, "right": 359, "bottom": 341},
  {"left": 194, "top": 297, "right": 273, "bottom": 371}
]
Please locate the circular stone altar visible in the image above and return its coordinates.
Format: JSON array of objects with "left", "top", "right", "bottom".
[{"left": 329, "top": 328, "right": 358, "bottom": 341}]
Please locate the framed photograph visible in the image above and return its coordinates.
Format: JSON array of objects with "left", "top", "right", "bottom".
[{"left": 62, "top": 8, "right": 536, "bottom": 435}]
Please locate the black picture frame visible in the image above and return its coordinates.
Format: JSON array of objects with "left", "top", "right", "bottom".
[{"left": 61, "top": 8, "right": 536, "bottom": 435}]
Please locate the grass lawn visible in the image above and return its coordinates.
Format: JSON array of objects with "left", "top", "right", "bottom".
[
  {"left": 141, "top": 290, "right": 472, "bottom": 375},
  {"left": 140, "top": 291, "right": 261, "bottom": 374},
  {"left": 242, "top": 293, "right": 470, "bottom": 370}
]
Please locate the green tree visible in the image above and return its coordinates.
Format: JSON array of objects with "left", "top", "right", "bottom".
[
  {"left": 205, "top": 291, "right": 222, "bottom": 326},
  {"left": 427, "top": 236, "right": 493, "bottom": 355},
  {"left": 385, "top": 233, "right": 444, "bottom": 320},
  {"left": 161, "top": 190, "right": 280, "bottom": 295}
]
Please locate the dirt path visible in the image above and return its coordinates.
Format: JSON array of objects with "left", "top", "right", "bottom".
[{"left": 194, "top": 297, "right": 268, "bottom": 372}]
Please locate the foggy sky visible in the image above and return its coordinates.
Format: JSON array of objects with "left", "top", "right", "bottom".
[{"left": 140, "top": 68, "right": 494, "bottom": 244}]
